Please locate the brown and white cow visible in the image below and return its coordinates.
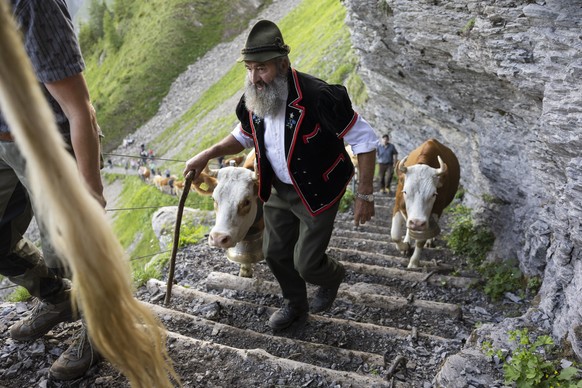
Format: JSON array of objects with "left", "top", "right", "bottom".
[
  {"left": 138, "top": 166, "right": 150, "bottom": 182},
  {"left": 151, "top": 174, "right": 177, "bottom": 195},
  {"left": 173, "top": 179, "right": 192, "bottom": 197},
  {"left": 192, "top": 152, "right": 263, "bottom": 277},
  {"left": 391, "top": 139, "right": 460, "bottom": 268}
]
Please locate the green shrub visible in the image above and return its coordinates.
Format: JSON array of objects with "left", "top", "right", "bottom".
[
  {"left": 78, "top": 22, "right": 99, "bottom": 56},
  {"left": 527, "top": 275, "right": 542, "bottom": 295},
  {"left": 131, "top": 223, "right": 206, "bottom": 287},
  {"left": 459, "top": 17, "right": 476, "bottom": 35},
  {"left": 482, "top": 193, "right": 506, "bottom": 205},
  {"left": 444, "top": 204, "right": 494, "bottom": 268},
  {"left": 133, "top": 253, "right": 168, "bottom": 287},
  {"left": 480, "top": 260, "right": 524, "bottom": 301},
  {"left": 178, "top": 224, "right": 208, "bottom": 248},
  {"left": 443, "top": 204, "right": 530, "bottom": 300},
  {"left": 483, "top": 328, "right": 582, "bottom": 388},
  {"left": 339, "top": 188, "right": 355, "bottom": 213},
  {"left": 6, "top": 286, "right": 31, "bottom": 303},
  {"left": 454, "top": 186, "right": 465, "bottom": 200}
]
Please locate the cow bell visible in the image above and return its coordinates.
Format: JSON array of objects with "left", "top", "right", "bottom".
[
  {"left": 225, "top": 227, "right": 264, "bottom": 274},
  {"left": 407, "top": 215, "right": 441, "bottom": 241}
]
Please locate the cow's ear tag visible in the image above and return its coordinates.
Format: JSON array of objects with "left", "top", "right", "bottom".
[{"left": 192, "top": 173, "right": 217, "bottom": 195}]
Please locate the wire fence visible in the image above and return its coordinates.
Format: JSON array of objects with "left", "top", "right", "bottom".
[
  {"left": 106, "top": 205, "right": 164, "bottom": 212},
  {"left": 103, "top": 152, "right": 186, "bottom": 164},
  {"left": 102, "top": 152, "right": 222, "bottom": 171}
]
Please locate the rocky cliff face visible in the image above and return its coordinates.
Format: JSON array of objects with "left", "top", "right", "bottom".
[{"left": 344, "top": 0, "right": 582, "bottom": 359}]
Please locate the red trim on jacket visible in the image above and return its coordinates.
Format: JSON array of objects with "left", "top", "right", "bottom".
[
  {"left": 337, "top": 112, "right": 359, "bottom": 139},
  {"left": 302, "top": 124, "right": 321, "bottom": 143},
  {"left": 323, "top": 154, "right": 346, "bottom": 182}
]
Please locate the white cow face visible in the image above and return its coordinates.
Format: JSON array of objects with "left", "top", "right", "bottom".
[
  {"left": 208, "top": 167, "right": 259, "bottom": 249},
  {"left": 400, "top": 156, "right": 447, "bottom": 232}
]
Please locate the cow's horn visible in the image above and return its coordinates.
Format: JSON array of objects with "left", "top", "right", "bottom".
[
  {"left": 398, "top": 156, "right": 408, "bottom": 173},
  {"left": 204, "top": 165, "right": 219, "bottom": 178},
  {"left": 435, "top": 155, "right": 448, "bottom": 176}
]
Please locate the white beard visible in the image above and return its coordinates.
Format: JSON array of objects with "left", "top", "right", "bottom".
[{"left": 244, "top": 74, "right": 288, "bottom": 118}]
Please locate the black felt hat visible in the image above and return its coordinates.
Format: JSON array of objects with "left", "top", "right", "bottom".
[{"left": 238, "top": 20, "right": 290, "bottom": 62}]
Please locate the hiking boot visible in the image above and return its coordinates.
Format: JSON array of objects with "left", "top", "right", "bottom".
[
  {"left": 268, "top": 301, "right": 309, "bottom": 330},
  {"left": 311, "top": 266, "right": 346, "bottom": 313},
  {"left": 50, "top": 325, "right": 101, "bottom": 380},
  {"left": 10, "top": 292, "right": 73, "bottom": 341}
]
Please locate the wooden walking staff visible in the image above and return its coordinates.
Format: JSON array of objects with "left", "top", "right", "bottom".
[{"left": 165, "top": 171, "right": 195, "bottom": 305}]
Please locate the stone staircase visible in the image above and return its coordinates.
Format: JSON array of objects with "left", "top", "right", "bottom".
[
  {"left": 133, "top": 191, "right": 500, "bottom": 388},
  {"left": 0, "top": 190, "right": 509, "bottom": 388}
]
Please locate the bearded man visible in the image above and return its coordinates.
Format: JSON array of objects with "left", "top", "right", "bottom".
[{"left": 184, "top": 20, "right": 377, "bottom": 330}]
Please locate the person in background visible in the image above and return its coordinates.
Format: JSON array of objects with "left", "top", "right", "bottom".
[
  {"left": 139, "top": 143, "right": 148, "bottom": 165},
  {"left": 376, "top": 134, "right": 398, "bottom": 194},
  {"left": 0, "top": 0, "right": 105, "bottom": 380},
  {"left": 184, "top": 20, "right": 377, "bottom": 330}
]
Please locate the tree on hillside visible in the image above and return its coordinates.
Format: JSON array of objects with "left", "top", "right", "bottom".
[
  {"left": 110, "top": 0, "right": 137, "bottom": 48},
  {"left": 113, "top": 0, "right": 134, "bottom": 23},
  {"left": 78, "top": 0, "right": 108, "bottom": 56},
  {"left": 103, "top": 10, "right": 122, "bottom": 52}
]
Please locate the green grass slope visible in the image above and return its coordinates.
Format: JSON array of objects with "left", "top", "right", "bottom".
[{"left": 84, "top": 0, "right": 272, "bottom": 150}]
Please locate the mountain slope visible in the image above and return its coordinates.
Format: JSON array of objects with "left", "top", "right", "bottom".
[{"left": 84, "top": 0, "right": 275, "bottom": 150}]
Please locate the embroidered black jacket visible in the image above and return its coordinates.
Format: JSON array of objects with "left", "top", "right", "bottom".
[{"left": 236, "top": 68, "right": 357, "bottom": 216}]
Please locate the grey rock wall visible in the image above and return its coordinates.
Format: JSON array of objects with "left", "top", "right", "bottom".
[{"left": 344, "top": 0, "right": 582, "bottom": 360}]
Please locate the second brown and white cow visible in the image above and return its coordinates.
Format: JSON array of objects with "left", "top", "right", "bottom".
[
  {"left": 391, "top": 139, "right": 460, "bottom": 268},
  {"left": 192, "top": 153, "right": 263, "bottom": 277}
]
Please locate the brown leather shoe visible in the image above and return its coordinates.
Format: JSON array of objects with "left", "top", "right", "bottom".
[
  {"left": 10, "top": 291, "right": 73, "bottom": 341},
  {"left": 268, "top": 301, "right": 308, "bottom": 330},
  {"left": 49, "top": 325, "right": 101, "bottom": 380}
]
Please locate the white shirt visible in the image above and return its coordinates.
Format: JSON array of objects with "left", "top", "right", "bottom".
[{"left": 231, "top": 112, "right": 377, "bottom": 184}]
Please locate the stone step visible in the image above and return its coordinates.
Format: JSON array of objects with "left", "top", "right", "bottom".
[
  {"left": 147, "top": 278, "right": 462, "bottom": 385},
  {"left": 148, "top": 279, "right": 457, "bottom": 348},
  {"left": 327, "top": 246, "right": 452, "bottom": 270},
  {"left": 335, "top": 212, "right": 393, "bottom": 229},
  {"left": 125, "top": 180, "right": 487, "bottom": 386},
  {"left": 333, "top": 227, "right": 393, "bottom": 240},
  {"left": 340, "top": 261, "right": 478, "bottom": 289},
  {"left": 328, "top": 235, "right": 456, "bottom": 267},
  {"left": 162, "top": 329, "right": 399, "bottom": 387},
  {"left": 330, "top": 234, "right": 397, "bottom": 253},
  {"left": 146, "top": 302, "right": 388, "bottom": 376},
  {"left": 204, "top": 271, "right": 462, "bottom": 320}
]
